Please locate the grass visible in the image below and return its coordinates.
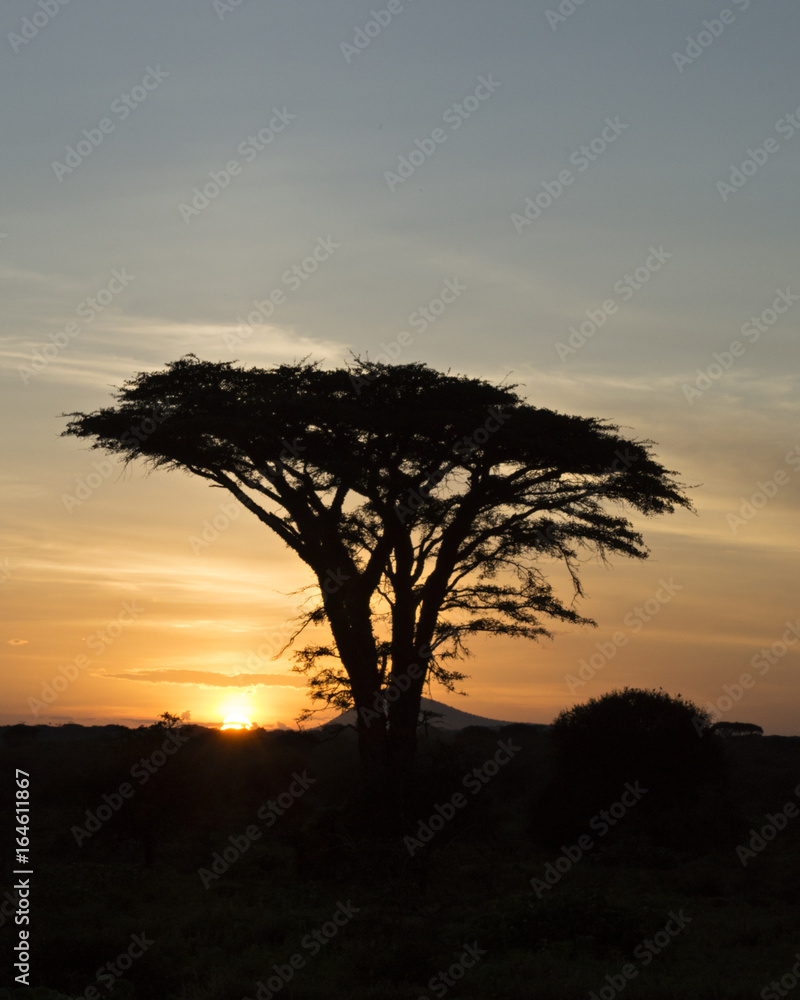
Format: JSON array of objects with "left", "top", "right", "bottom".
[{"left": 0, "top": 724, "right": 798, "bottom": 999}]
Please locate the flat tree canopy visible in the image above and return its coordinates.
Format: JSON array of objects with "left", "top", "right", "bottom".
[{"left": 63, "top": 355, "right": 693, "bottom": 792}]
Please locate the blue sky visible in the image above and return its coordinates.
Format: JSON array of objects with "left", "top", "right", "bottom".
[{"left": 2, "top": 0, "right": 799, "bottom": 731}]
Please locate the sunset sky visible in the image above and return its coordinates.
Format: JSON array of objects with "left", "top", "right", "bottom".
[{"left": 1, "top": 0, "right": 798, "bottom": 733}]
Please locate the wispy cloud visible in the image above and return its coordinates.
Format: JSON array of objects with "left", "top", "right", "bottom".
[{"left": 105, "top": 668, "right": 306, "bottom": 688}]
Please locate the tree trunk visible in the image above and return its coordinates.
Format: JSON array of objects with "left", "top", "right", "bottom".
[
  {"left": 355, "top": 700, "right": 388, "bottom": 789},
  {"left": 386, "top": 673, "right": 425, "bottom": 819},
  {"left": 322, "top": 580, "right": 424, "bottom": 825},
  {"left": 321, "top": 582, "right": 390, "bottom": 800}
]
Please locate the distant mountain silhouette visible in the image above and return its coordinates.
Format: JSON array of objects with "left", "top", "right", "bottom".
[{"left": 315, "top": 697, "right": 544, "bottom": 732}]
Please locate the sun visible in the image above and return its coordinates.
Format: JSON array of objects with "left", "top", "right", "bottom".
[{"left": 221, "top": 713, "right": 253, "bottom": 731}]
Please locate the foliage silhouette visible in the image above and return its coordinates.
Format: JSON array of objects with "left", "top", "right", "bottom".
[
  {"left": 154, "top": 711, "right": 182, "bottom": 730},
  {"left": 62, "top": 356, "right": 693, "bottom": 802},
  {"left": 710, "top": 720, "right": 763, "bottom": 737},
  {"left": 532, "top": 687, "right": 729, "bottom": 849}
]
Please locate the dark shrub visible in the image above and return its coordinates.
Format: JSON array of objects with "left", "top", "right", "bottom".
[{"left": 531, "top": 687, "right": 730, "bottom": 849}]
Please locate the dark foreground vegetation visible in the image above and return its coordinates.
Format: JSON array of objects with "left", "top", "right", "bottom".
[{"left": 1, "top": 711, "right": 799, "bottom": 1000}]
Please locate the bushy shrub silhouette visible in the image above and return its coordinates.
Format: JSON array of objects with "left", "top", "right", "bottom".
[
  {"left": 531, "top": 687, "right": 730, "bottom": 850},
  {"left": 710, "top": 720, "right": 763, "bottom": 737},
  {"left": 550, "top": 687, "right": 722, "bottom": 789}
]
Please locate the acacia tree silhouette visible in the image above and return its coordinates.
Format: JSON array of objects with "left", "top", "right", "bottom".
[{"left": 62, "top": 356, "right": 692, "bottom": 808}]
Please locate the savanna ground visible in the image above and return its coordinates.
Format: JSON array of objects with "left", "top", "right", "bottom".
[{"left": 1, "top": 720, "right": 798, "bottom": 1000}]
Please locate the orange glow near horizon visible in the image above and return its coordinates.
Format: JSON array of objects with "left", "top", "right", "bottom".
[{"left": 2, "top": 410, "right": 799, "bottom": 736}]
